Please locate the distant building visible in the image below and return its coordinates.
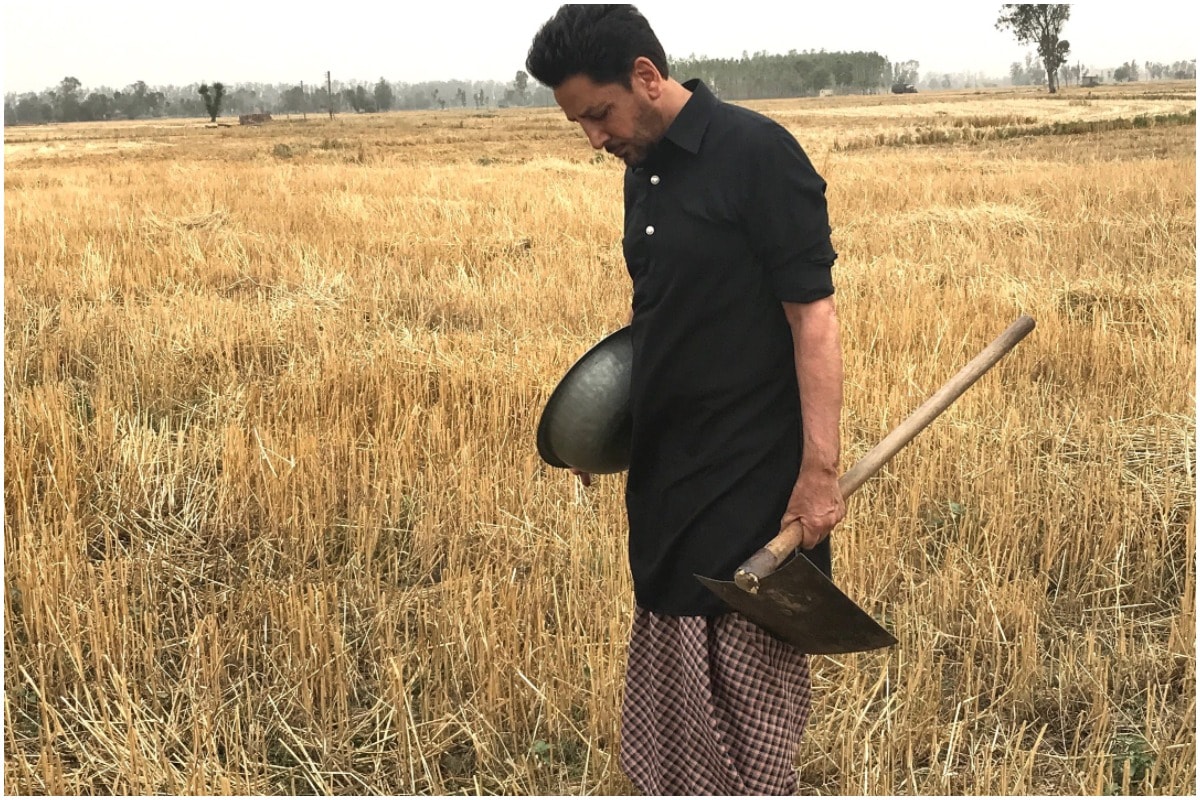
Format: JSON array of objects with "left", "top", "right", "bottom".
[{"left": 1081, "top": 75, "right": 1102, "bottom": 88}]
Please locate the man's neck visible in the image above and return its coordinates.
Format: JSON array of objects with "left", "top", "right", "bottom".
[{"left": 657, "top": 79, "right": 693, "bottom": 130}]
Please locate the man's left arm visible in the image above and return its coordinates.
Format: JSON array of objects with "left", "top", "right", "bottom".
[
  {"left": 781, "top": 295, "right": 845, "bottom": 550},
  {"left": 740, "top": 122, "right": 845, "bottom": 546}
]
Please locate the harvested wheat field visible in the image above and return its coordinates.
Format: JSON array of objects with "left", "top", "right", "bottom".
[{"left": 4, "top": 82, "right": 1196, "bottom": 795}]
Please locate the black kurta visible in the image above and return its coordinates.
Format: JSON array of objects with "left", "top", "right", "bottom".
[{"left": 623, "top": 79, "right": 837, "bottom": 616}]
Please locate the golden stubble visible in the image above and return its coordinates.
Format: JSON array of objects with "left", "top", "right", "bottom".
[{"left": 4, "top": 82, "right": 1195, "bottom": 794}]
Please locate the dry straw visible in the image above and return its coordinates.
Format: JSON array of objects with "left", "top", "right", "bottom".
[{"left": 4, "top": 83, "right": 1195, "bottom": 794}]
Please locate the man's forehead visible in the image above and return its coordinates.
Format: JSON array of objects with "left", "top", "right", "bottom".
[{"left": 554, "top": 75, "right": 627, "bottom": 118}]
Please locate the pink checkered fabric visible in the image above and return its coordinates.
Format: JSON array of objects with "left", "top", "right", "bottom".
[{"left": 619, "top": 607, "right": 814, "bottom": 795}]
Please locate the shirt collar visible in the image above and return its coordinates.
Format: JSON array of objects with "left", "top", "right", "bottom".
[{"left": 662, "top": 78, "right": 717, "bottom": 155}]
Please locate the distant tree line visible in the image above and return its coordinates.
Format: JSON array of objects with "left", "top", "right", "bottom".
[
  {"left": 669, "top": 50, "right": 894, "bottom": 98},
  {"left": 3, "top": 75, "right": 542, "bottom": 125},
  {"left": 0, "top": 53, "right": 932, "bottom": 126},
  {"left": 4, "top": 78, "right": 174, "bottom": 125},
  {"left": 920, "top": 71, "right": 1003, "bottom": 91},
  {"left": 1111, "top": 60, "right": 1196, "bottom": 83},
  {"left": 6, "top": 53, "right": 1197, "bottom": 127},
  {"left": 1007, "top": 56, "right": 1195, "bottom": 88}
]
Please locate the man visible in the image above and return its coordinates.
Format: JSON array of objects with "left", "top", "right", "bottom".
[{"left": 527, "top": 5, "right": 845, "bottom": 794}]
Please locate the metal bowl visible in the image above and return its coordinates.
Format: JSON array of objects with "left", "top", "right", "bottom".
[{"left": 536, "top": 326, "right": 632, "bottom": 474}]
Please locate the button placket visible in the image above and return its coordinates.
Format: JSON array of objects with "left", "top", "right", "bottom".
[{"left": 645, "top": 172, "right": 660, "bottom": 237}]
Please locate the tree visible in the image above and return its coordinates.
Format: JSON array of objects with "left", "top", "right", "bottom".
[
  {"left": 340, "top": 85, "right": 374, "bottom": 112},
  {"left": 1114, "top": 61, "right": 1140, "bottom": 82},
  {"left": 15, "top": 92, "right": 52, "bottom": 124},
  {"left": 281, "top": 85, "right": 307, "bottom": 115},
  {"left": 55, "top": 76, "right": 82, "bottom": 122},
  {"left": 996, "top": 5, "right": 1070, "bottom": 93},
  {"left": 1058, "top": 62, "right": 1081, "bottom": 87},
  {"left": 893, "top": 59, "right": 920, "bottom": 85},
  {"left": 81, "top": 92, "right": 113, "bottom": 121},
  {"left": 808, "top": 66, "right": 831, "bottom": 93},
  {"left": 792, "top": 58, "right": 814, "bottom": 91},
  {"left": 356, "top": 85, "right": 374, "bottom": 112},
  {"left": 311, "top": 86, "right": 333, "bottom": 115},
  {"left": 1024, "top": 51, "right": 1046, "bottom": 88},
  {"left": 374, "top": 78, "right": 394, "bottom": 112},
  {"left": 514, "top": 70, "right": 529, "bottom": 103},
  {"left": 117, "top": 80, "right": 162, "bottom": 118},
  {"left": 831, "top": 59, "right": 853, "bottom": 88},
  {"left": 198, "top": 82, "right": 225, "bottom": 122}
]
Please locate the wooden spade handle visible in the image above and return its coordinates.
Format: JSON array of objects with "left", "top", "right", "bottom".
[{"left": 734, "top": 315, "right": 1036, "bottom": 593}]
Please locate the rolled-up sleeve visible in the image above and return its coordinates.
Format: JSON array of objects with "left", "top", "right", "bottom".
[{"left": 742, "top": 123, "right": 837, "bottom": 303}]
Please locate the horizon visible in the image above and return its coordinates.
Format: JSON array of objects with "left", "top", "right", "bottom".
[{"left": 3, "top": 1, "right": 1197, "bottom": 96}]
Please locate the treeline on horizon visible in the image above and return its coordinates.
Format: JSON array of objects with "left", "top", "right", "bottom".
[
  {"left": 4, "top": 50, "right": 919, "bottom": 125},
  {"left": 2, "top": 75, "right": 539, "bottom": 127},
  {"left": 676, "top": 50, "right": 897, "bottom": 99},
  {"left": 5, "top": 50, "right": 1196, "bottom": 126}
]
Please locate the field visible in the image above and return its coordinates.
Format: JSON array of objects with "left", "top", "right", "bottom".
[{"left": 4, "top": 82, "right": 1196, "bottom": 794}]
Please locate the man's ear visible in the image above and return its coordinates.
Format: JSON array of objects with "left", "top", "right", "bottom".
[{"left": 631, "top": 56, "right": 663, "bottom": 100}]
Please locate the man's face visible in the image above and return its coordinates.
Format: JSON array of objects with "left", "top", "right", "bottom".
[{"left": 554, "top": 73, "right": 665, "bottom": 167}]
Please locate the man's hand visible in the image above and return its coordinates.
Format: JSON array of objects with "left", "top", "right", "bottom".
[{"left": 781, "top": 466, "right": 845, "bottom": 550}]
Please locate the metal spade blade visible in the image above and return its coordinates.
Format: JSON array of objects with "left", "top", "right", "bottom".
[
  {"left": 696, "top": 315, "right": 1036, "bottom": 656},
  {"left": 696, "top": 554, "right": 897, "bottom": 654}
]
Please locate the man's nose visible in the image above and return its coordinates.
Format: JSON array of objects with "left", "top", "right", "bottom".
[{"left": 580, "top": 121, "right": 609, "bottom": 150}]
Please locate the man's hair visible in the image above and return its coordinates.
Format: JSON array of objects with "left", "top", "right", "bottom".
[{"left": 526, "top": 4, "right": 669, "bottom": 90}]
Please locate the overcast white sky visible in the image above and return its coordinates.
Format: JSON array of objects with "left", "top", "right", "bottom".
[{"left": 3, "top": 1, "right": 1196, "bottom": 94}]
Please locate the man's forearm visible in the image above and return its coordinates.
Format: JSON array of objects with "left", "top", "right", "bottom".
[{"left": 782, "top": 297, "right": 843, "bottom": 475}]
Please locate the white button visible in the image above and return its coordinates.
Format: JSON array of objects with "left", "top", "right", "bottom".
[
  {"left": 650, "top": 175, "right": 661, "bottom": 185},
  {"left": 645, "top": 225, "right": 655, "bottom": 236}
]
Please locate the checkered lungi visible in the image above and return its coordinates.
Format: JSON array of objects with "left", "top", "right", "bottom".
[{"left": 618, "top": 606, "right": 814, "bottom": 795}]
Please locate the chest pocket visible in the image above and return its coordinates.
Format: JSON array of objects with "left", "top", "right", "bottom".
[{"left": 663, "top": 180, "right": 745, "bottom": 267}]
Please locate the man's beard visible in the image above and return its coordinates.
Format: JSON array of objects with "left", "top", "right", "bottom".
[
  {"left": 607, "top": 142, "right": 649, "bottom": 167},
  {"left": 606, "top": 103, "right": 664, "bottom": 167}
]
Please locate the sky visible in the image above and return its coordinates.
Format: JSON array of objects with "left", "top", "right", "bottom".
[{"left": 3, "top": 1, "right": 1197, "bottom": 95}]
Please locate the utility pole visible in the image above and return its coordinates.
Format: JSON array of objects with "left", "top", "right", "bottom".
[
  {"left": 301, "top": 80, "right": 306, "bottom": 120},
  {"left": 327, "top": 71, "right": 334, "bottom": 119}
]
